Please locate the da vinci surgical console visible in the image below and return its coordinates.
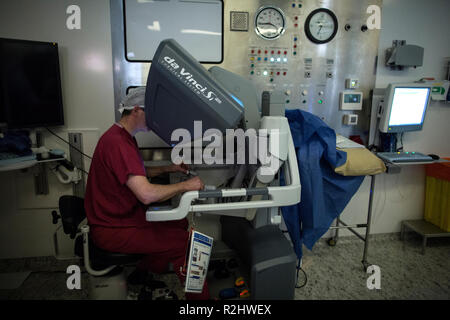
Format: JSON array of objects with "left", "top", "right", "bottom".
[
  {"left": 144, "top": 39, "right": 301, "bottom": 222},
  {"left": 143, "top": 39, "right": 301, "bottom": 299}
]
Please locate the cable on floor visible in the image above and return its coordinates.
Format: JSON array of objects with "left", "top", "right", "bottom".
[{"left": 295, "top": 260, "right": 307, "bottom": 289}]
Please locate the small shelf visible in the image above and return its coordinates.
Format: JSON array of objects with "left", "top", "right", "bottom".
[
  {"left": 401, "top": 219, "right": 450, "bottom": 254},
  {"left": 0, "top": 155, "right": 66, "bottom": 172}
]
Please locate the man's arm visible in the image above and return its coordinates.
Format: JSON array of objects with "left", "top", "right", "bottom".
[
  {"left": 145, "top": 163, "right": 189, "bottom": 178},
  {"left": 126, "top": 175, "right": 203, "bottom": 205},
  {"left": 145, "top": 166, "right": 169, "bottom": 178}
]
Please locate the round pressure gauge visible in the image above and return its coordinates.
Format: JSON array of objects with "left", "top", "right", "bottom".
[
  {"left": 254, "top": 6, "right": 286, "bottom": 40},
  {"left": 304, "top": 8, "right": 338, "bottom": 44}
]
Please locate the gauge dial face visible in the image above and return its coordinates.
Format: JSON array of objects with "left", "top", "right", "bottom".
[
  {"left": 305, "top": 8, "right": 338, "bottom": 44},
  {"left": 255, "top": 6, "right": 286, "bottom": 40}
]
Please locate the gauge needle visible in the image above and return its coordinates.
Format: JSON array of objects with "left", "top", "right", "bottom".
[
  {"left": 260, "top": 22, "right": 277, "bottom": 28},
  {"left": 317, "top": 25, "right": 323, "bottom": 36}
]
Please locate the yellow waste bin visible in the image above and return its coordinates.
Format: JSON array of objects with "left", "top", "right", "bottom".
[{"left": 424, "top": 158, "right": 450, "bottom": 232}]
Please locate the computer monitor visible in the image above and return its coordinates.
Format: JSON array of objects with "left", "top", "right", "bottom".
[
  {"left": 379, "top": 83, "right": 431, "bottom": 133},
  {"left": 0, "top": 38, "right": 64, "bottom": 128}
]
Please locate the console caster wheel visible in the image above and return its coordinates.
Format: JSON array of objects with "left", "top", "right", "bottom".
[{"left": 327, "top": 238, "right": 337, "bottom": 246}]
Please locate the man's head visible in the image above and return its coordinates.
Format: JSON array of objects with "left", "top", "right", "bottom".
[{"left": 118, "top": 87, "right": 148, "bottom": 135}]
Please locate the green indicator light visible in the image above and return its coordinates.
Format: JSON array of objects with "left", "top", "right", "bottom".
[
  {"left": 250, "top": 71, "right": 254, "bottom": 75},
  {"left": 286, "top": 100, "right": 290, "bottom": 103},
  {"left": 270, "top": 78, "right": 274, "bottom": 82},
  {"left": 293, "top": 51, "right": 297, "bottom": 55},
  {"left": 318, "top": 99, "right": 323, "bottom": 104}
]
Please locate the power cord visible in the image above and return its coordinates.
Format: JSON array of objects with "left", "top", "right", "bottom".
[
  {"left": 44, "top": 128, "right": 93, "bottom": 176},
  {"left": 45, "top": 127, "right": 92, "bottom": 160},
  {"left": 295, "top": 260, "right": 308, "bottom": 289}
]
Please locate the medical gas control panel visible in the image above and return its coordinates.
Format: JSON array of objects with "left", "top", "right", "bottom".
[{"left": 234, "top": 0, "right": 380, "bottom": 140}]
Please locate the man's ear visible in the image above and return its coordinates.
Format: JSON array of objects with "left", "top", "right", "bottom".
[{"left": 132, "top": 106, "right": 141, "bottom": 114}]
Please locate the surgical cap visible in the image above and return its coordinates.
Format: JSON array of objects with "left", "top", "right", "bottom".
[{"left": 118, "top": 87, "right": 146, "bottom": 113}]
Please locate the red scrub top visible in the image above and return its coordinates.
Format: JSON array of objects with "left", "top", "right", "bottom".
[{"left": 84, "top": 124, "right": 148, "bottom": 227}]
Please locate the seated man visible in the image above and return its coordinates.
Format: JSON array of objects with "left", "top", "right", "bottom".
[{"left": 84, "top": 87, "right": 209, "bottom": 299}]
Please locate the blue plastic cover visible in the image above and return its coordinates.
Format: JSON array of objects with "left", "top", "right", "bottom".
[{"left": 281, "top": 109, "right": 364, "bottom": 261}]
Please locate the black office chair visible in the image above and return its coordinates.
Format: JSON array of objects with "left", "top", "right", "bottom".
[{"left": 58, "top": 195, "right": 143, "bottom": 299}]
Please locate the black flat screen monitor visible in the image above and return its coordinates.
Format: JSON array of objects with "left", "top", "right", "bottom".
[{"left": 0, "top": 38, "right": 64, "bottom": 128}]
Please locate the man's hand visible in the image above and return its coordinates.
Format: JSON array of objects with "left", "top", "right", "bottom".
[
  {"left": 146, "top": 162, "right": 189, "bottom": 178},
  {"left": 183, "top": 176, "right": 204, "bottom": 191},
  {"left": 127, "top": 175, "right": 204, "bottom": 205}
]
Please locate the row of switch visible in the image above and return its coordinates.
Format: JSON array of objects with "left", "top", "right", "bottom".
[
  {"left": 300, "top": 90, "right": 325, "bottom": 96},
  {"left": 250, "top": 70, "right": 288, "bottom": 76},
  {"left": 283, "top": 89, "right": 325, "bottom": 104},
  {"left": 283, "top": 99, "right": 325, "bottom": 104},
  {"left": 250, "top": 56, "right": 288, "bottom": 63},
  {"left": 282, "top": 89, "right": 325, "bottom": 96},
  {"left": 293, "top": 16, "right": 300, "bottom": 28},
  {"left": 285, "top": 99, "right": 325, "bottom": 104},
  {"left": 250, "top": 49, "right": 289, "bottom": 55},
  {"left": 292, "top": 36, "right": 299, "bottom": 56}
]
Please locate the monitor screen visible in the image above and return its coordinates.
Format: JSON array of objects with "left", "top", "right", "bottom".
[
  {"left": 124, "top": 0, "right": 223, "bottom": 63},
  {"left": 389, "top": 87, "right": 430, "bottom": 126},
  {"left": 379, "top": 84, "right": 431, "bottom": 133},
  {"left": 0, "top": 38, "right": 64, "bottom": 128}
]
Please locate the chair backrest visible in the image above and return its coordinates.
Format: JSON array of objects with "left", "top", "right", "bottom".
[{"left": 59, "top": 195, "right": 86, "bottom": 239}]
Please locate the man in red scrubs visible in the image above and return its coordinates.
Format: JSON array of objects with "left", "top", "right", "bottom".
[{"left": 84, "top": 87, "right": 209, "bottom": 299}]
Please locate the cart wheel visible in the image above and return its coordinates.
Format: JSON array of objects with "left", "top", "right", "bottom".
[{"left": 327, "top": 238, "right": 337, "bottom": 246}]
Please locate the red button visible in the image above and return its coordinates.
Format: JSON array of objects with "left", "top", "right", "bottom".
[
  {"left": 294, "top": 44, "right": 297, "bottom": 48},
  {"left": 283, "top": 72, "right": 287, "bottom": 76},
  {"left": 294, "top": 23, "right": 298, "bottom": 27},
  {"left": 295, "top": 16, "right": 298, "bottom": 20},
  {"left": 284, "top": 51, "right": 287, "bottom": 55},
  {"left": 251, "top": 50, "right": 254, "bottom": 54},
  {"left": 258, "top": 50, "right": 261, "bottom": 54},
  {"left": 271, "top": 50, "right": 274, "bottom": 54},
  {"left": 265, "top": 50, "right": 268, "bottom": 54},
  {"left": 277, "top": 50, "right": 281, "bottom": 54}
]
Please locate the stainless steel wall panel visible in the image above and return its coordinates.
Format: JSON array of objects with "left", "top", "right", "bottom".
[{"left": 111, "top": 0, "right": 382, "bottom": 147}]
